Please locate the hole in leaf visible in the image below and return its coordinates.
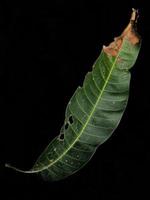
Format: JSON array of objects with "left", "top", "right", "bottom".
[
  {"left": 58, "top": 133, "right": 64, "bottom": 141},
  {"left": 69, "top": 116, "right": 73, "bottom": 124},
  {"left": 65, "top": 123, "right": 69, "bottom": 130}
]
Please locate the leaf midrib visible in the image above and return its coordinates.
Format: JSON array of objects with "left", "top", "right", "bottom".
[
  {"left": 5, "top": 48, "right": 121, "bottom": 174},
  {"left": 28, "top": 50, "right": 121, "bottom": 173}
]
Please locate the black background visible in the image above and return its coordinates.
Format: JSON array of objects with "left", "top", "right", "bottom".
[{"left": 1, "top": 0, "right": 150, "bottom": 199}]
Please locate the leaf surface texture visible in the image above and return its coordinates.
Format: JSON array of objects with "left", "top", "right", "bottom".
[{"left": 6, "top": 9, "right": 141, "bottom": 181}]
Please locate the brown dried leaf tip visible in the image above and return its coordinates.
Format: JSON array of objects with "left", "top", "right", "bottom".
[{"left": 103, "top": 8, "right": 140, "bottom": 56}]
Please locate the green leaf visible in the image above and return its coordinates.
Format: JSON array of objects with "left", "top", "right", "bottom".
[{"left": 6, "top": 9, "right": 141, "bottom": 181}]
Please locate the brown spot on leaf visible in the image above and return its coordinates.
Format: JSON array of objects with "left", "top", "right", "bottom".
[{"left": 103, "top": 8, "right": 140, "bottom": 56}]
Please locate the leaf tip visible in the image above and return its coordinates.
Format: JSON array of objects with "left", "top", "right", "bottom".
[
  {"left": 103, "top": 8, "right": 141, "bottom": 56},
  {"left": 131, "top": 8, "right": 139, "bottom": 22},
  {"left": 5, "top": 163, "right": 30, "bottom": 173},
  {"left": 5, "top": 163, "right": 10, "bottom": 168}
]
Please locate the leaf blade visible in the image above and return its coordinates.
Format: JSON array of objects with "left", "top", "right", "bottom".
[
  {"left": 33, "top": 38, "right": 140, "bottom": 181},
  {"left": 6, "top": 9, "right": 141, "bottom": 181}
]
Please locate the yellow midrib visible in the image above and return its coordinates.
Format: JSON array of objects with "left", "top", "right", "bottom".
[
  {"left": 5, "top": 50, "right": 120, "bottom": 174},
  {"left": 29, "top": 50, "right": 120, "bottom": 173}
]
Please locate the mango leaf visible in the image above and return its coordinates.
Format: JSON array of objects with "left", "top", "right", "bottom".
[{"left": 6, "top": 9, "right": 141, "bottom": 181}]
